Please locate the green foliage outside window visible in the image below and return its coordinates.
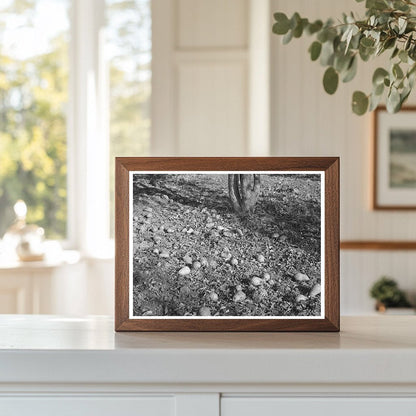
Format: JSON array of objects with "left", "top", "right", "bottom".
[{"left": 0, "top": 1, "right": 69, "bottom": 238}]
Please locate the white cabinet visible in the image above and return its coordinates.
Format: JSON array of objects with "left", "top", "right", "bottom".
[
  {"left": 0, "top": 316, "right": 415, "bottom": 416},
  {"left": 222, "top": 398, "right": 416, "bottom": 416},
  {"left": 0, "top": 396, "right": 175, "bottom": 416}
]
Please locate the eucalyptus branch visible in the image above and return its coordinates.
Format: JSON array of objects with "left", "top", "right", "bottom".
[{"left": 272, "top": 0, "right": 416, "bottom": 114}]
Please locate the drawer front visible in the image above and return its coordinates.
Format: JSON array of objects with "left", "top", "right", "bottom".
[
  {"left": 222, "top": 397, "right": 416, "bottom": 416},
  {"left": 0, "top": 396, "right": 175, "bottom": 416}
]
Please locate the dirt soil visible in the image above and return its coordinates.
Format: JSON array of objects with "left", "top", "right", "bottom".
[{"left": 132, "top": 174, "right": 322, "bottom": 317}]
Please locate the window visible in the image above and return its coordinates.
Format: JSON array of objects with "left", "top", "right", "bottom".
[
  {"left": 0, "top": 0, "right": 151, "bottom": 249},
  {"left": 0, "top": 0, "right": 70, "bottom": 239},
  {"left": 106, "top": 0, "right": 152, "bottom": 237}
]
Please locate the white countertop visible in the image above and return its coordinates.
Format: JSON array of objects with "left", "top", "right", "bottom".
[{"left": 0, "top": 315, "right": 415, "bottom": 386}]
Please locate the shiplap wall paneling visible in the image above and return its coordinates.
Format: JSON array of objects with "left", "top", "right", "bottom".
[{"left": 152, "top": 0, "right": 271, "bottom": 156}]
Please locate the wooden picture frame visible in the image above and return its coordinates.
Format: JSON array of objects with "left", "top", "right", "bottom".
[
  {"left": 373, "top": 106, "right": 416, "bottom": 210},
  {"left": 115, "top": 157, "right": 339, "bottom": 332}
]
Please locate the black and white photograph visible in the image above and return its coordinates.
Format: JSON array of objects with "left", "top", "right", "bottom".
[{"left": 129, "top": 172, "right": 324, "bottom": 319}]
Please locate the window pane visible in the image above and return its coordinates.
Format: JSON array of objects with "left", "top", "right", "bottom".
[
  {"left": 106, "top": 0, "right": 151, "bottom": 237},
  {"left": 0, "top": 0, "right": 69, "bottom": 239}
]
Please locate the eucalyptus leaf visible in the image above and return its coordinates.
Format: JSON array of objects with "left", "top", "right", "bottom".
[
  {"left": 342, "top": 56, "right": 358, "bottom": 82},
  {"left": 352, "top": 91, "right": 369, "bottom": 115},
  {"left": 309, "top": 41, "right": 322, "bottom": 61},
  {"left": 372, "top": 68, "right": 389, "bottom": 86},
  {"left": 387, "top": 88, "right": 401, "bottom": 112},
  {"left": 323, "top": 67, "right": 339, "bottom": 95},
  {"left": 273, "top": 13, "right": 290, "bottom": 34},
  {"left": 369, "top": 92, "right": 383, "bottom": 111},
  {"left": 320, "top": 41, "right": 335, "bottom": 66},
  {"left": 282, "top": 30, "right": 293, "bottom": 45},
  {"left": 393, "top": 63, "right": 404, "bottom": 79}
]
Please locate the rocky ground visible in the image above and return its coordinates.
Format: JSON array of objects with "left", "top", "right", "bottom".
[{"left": 132, "top": 173, "right": 322, "bottom": 317}]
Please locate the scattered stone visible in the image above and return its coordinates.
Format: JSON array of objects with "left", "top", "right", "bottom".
[
  {"left": 309, "top": 283, "right": 321, "bottom": 298},
  {"left": 233, "top": 291, "right": 246, "bottom": 302},
  {"left": 193, "top": 261, "right": 202, "bottom": 270},
  {"left": 223, "top": 231, "right": 233, "bottom": 237},
  {"left": 159, "top": 225, "right": 165, "bottom": 232},
  {"left": 278, "top": 235, "right": 288, "bottom": 242},
  {"left": 178, "top": 266, "right": 191, "bottom": 276},
  {"left": 221, "top": 251, "right": 232, "bottom": 261},
  {"left": 251, "top": 276, "right": 263, "bottom": 286},
  {"left": 272, "top": 232, "right": 280, "bottom": 239},
  {"left": 230, "top": 258, "right": 238, "bottom": 266},
  {"left": 183, "top": 255, "right": 193, "bottom": 264},
  {"left": 208, "top": 259, "right": 218, "bottom": 268},
  {"left": 294, "top": 272, "right": 310, "bottom": 282},
  {"left": 180, "top": 286, "right": 191, "bottom": 296},
  {"left": 143, "top": 311, "right": 153, "bottom": 316},
  {"left": 253, "top": 288, "right": 268, "bottom": 302},
  {"left": 296, "top": 294, "right": 308, "bottom": 302},
  {"left": 268, "top": 279, "right": 276, "bottom": 286},
  {"left": 199, "top": 306, "right": 211, "bottom": 316},
  {"left": 133, "top": 216, "right": 139, "bottom": 221},
  {"left": 236, "top": 285, "right": 243, "bottom": 292},
  {"left": 144, "top": 212, "right": 153, "bottom": 218},
  {"left": 256, "top": 254, "right": 265, "bottom": 263},
  {"left": 236, "top": 229, "right": 243, "bottom": 237},
  {"left": 209, "top": 292, "right": 219, "bottom": 302},
  {"left": 263, "top": 272, "right": 271, "bottom": 281},
  {"left": 162, "top": 195, "right": 169, "bottom": 200},
  {"left": 153, "top": 248, "right": 159, "bottom": 254},
  {"left": 187, "top": 228, "right": 194, "bottom": 234},
  {"left": 144, "top": 207, "right": 153, "bottom": 212},
  {"left": 217, "top": 225, "right": 225, "bottom": 231},
  {"left": 181, "top": 228, "right": 187, "bottom": 233},
  {"left": 159, "top": 250, "right": 170, "bottom": 258},
  {"left": 166, "top": 228, "right": 174, "bottom": 233},
  {"left": 206, "top": 222, "right": 215, "bottom": 229},
  {"left": 200, "top": 258, "right": 208, "bottom": 267}
]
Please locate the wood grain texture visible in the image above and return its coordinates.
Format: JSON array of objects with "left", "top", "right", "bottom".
[
  {"left": 341, "top": 241, "right": 416, "bottom": 250},
  {"left": 115, "top": 157, "right": 340, "bottom": 332},
  {"left": 373, "top": 106, "right": 416, "bottom": 210}
]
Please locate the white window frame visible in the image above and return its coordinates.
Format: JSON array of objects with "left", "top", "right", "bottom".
[{"left": 67, "top": 0, "right": 111, "bottom": 257}]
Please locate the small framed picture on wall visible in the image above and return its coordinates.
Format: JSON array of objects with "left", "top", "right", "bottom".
[
  {"left": 115, "top": 157, "right": 339, "bottom": 332},
  {"left": 374, "top": 106, "right": 416, "bottom": 209}
]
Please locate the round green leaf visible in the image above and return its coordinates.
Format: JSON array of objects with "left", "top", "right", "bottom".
[
  {"left": 387, "top": 88, "right": 401, "bottom": 113},
  {"left": 372, "top": 68, "right": 389, "bottom": 87},
  {"left": 273, "top": 13, "right": 290, "bottom": 35},
  {"left": 309, "top": 41, "right": 322, "bottom": 61},
  {"left": 323, "top": 67, "right": 339, "bottom": 95},
  {"left": 352, "top": 91, "right": 369, "bottom": 115}
]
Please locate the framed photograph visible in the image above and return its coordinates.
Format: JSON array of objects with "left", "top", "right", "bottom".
[
  {"left": 374, "top": 106, "right": 416, "bottom": 210},
  {"left": 115, "top": 157, "right": 339, "bottom": 332}
]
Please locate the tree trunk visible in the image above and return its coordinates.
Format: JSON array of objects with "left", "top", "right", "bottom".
[{"left": 228, "top": 174, "right": 261, "bottom": 213}]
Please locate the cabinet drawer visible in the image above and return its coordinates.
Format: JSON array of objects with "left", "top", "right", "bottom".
[
  {"left": 0, "top": 396, "right": 174, "bottom": 416},
  {"left": 222, "top": 397, "right": 416, "bottom": 416}
]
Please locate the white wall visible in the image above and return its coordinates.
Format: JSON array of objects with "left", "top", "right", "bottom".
[{"left": 271, "top": 0, "right": 416, "bottom": 313}]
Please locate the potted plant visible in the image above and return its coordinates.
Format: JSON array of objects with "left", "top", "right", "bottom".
[
  {"left": 272, "top": 0, "right": 416, "bottom": 115},
  {"left": 370, "top": 276, "right": 414, "bottom": 313}
]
